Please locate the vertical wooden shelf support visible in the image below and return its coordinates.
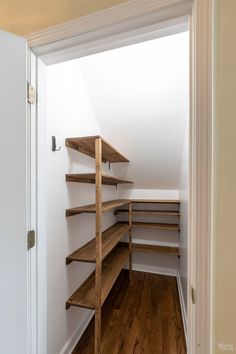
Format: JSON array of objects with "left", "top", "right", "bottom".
[
  {"left": 129, "top": 202, "right": 132, "bottom": 280},
  {"left": 95, "top": 137, "right": 102, "bottom": 354}
]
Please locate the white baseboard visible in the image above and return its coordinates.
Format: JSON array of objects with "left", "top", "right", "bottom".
[
  {"left": 176, "top": 273, "right": 187, "bottom": 344},
  {"left": 58, "top": 311, "right": 94, "bottom": 354},
  {"left": 126, "top": 263, "right": 177, "bottom": 276}
]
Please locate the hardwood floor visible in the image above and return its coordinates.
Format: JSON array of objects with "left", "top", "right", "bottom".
[{"left": 73, "top": 270, "right": 186, "bottom": 354}]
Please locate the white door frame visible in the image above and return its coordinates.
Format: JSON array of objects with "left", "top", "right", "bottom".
[
  {"left": 27, "top": 0, "right": 213, "bottom": 353},
  {"left": 27, "top": 49, "right": 38, "bottom": 354}
]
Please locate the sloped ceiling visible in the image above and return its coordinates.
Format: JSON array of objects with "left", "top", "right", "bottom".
[{"left": 78, "top": 32, "right": 189, "bottom": 189}]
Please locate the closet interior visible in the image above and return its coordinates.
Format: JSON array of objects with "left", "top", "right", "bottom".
[{"left": 45, "top": 31, "right": 189, "bottom": 354}]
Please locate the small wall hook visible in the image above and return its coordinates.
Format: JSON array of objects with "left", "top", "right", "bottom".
[{"left": 52, "top": 136, "right": 61, "bottom": 152}]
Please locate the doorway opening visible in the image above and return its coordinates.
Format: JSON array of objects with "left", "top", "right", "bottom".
[{"left": 39, "top": 30, "right": 190, "bottom": 354}]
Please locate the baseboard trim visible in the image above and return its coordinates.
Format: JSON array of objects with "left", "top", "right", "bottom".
[
  {"left": 126, "top": 264, "right": 177, "bottom": 276},
  {"left": 176, "top": 273, "right": 187, "bottom": 344},
  {"left": 58, "top": 311, "right": 94, "bottom": 354}
]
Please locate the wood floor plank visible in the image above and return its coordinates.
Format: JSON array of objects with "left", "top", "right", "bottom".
[{"left": 72, "top": 271, "right": 186, "bottom": 354}]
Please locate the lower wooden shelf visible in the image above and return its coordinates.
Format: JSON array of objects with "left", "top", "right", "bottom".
[
  {"left": 114, "top": 209, "right": 180, "bottom": 216},
  {"left": 132, "top": 243, "right": 180, "bottom": 256},
  {"left": 66, "top": 244, "right": 129, "bottom": 310},
  {"left": 132, "top": 199, "right": 180, "bottom": 204},
  {"left": 132, "top": 221, "right": 179, "bottom": 231},
  {"left": 66, "top": 222, "right": 130, "bottom": 264}
]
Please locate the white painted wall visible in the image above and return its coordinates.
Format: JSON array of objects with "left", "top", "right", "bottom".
[
  {"left": 178, "top": 117, "right": 189, "bottom": 319},
  {"left": 78, "top": 31, "right": 189, "bottom": 190},
  {"left": 119, "top": 188, "right": 179, "bottom": 200},
  {"left": 46, "top": 61, "right": 121, "bottom": 354}
]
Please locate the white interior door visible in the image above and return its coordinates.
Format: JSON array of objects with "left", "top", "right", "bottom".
[{"left": 0, "top": 30, "right": 31, "bottom": 354}]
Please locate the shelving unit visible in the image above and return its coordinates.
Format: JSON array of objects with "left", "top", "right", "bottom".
[
  {"left": 65, "top": 136, "right": 181, "bottom": 353},
  {"left": 116, "top": 200, "right": 180, "bottom": 258},
  {"left": 65, "top": 136, "right": 132, "bottom": 354}
]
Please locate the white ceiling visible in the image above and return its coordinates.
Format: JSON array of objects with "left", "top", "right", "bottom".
[{"left": 76, "top": 32, "right": 189, "bottom": 189}]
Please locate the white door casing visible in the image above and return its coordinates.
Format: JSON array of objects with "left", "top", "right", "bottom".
[
  {"left": 189, "top": 1, "right": 213, "bottom": 353},
  {"left": 0, "top": 30, "right": 30, "bottom": 354},
  {"left": 28, "top": 50, "right": 38, "bottom": 354}
]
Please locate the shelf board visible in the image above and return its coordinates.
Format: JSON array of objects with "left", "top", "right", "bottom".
[
  {"left": 66, "top": 173, "right": 133, "bottom": 186},
  {"left": 65, "top": 135, "right": 129, "bottom": 163},
  {"left": 131, "top": 221, "right": 179, "bottom": 231},
  {"left": 132, "top": 243, "right": 180, "bottom": 256},
  {"left": 131, "top": 199, "right": 180, "bottom": 204},
  {"left": 66, "top": 199, "right": 131, "bottom": 217},
  {"left": 66, "top": 244, "right": 129, "bottom": 309},
  {"left": 66, "top": 222, "right": 130, "bottom": 264},
  {"left": 114, "top": 209, "right": 179, "bottom": 216}
]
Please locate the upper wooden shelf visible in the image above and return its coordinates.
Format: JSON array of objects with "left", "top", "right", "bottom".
[
  {"left": 66, "top": 173, "right": 133, "bottom": 186},
  {"left": 131, "top": 199, "right": 180, "bottom": 204},
  {"left": 114, "top": 209, "right": 179, "bottom": 216},
  {"left": 65, "top": 136, "right": 129, "bottom": 163},
  {"left": 66, "top": 244, "right": 129, "bottom": 309},
  {"left": 66, "top": 199, "right": 131, "bottom": 217},
  {"left": 66, "top": 222, "right": 130, "bottom": 264}
]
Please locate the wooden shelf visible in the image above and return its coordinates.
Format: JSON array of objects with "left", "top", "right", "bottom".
[
  {"left": 66, "top": 136, "right": 129, "bottom": 163},
  {"left": 66, "top": 244, "right": 129, "bottom": 310},
  {"left": 66, "top": 222, "right": 130, "bottom": 264},
  {"left": 114, "top": 209, "right": 179, "bottom": 216},
  {"left": 132, "top": 243, "right": 180, "bottom": 256},
  {"left": 131, "top": 221, "right": 179, "bottom": 231},
  {"left": 132, "top": 199, "right": 180, "bottom": 204},
  {"left": 66, "top": 199, "right": 131, "bottom": 217},
  {"left": 66, "top": 173, "right": 133, "bottom": 186}
]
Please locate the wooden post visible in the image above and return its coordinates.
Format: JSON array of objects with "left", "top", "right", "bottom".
[
  {"left": 95, "top": 137, "right": 102, "bottom": 354},
  {"left": 128, "top": 202, "right": 132, "bottom": 280}
]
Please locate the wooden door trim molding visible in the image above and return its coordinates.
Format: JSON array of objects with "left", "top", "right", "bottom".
[
  {"left": 26, "top": 0, "right": 193, "bottom": 48},
  {"left": 188, "top": 1, "right": 213, "bottom": 353},
  {"left": 26, "top": 0, "right": 192, "bottom": 65}
]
